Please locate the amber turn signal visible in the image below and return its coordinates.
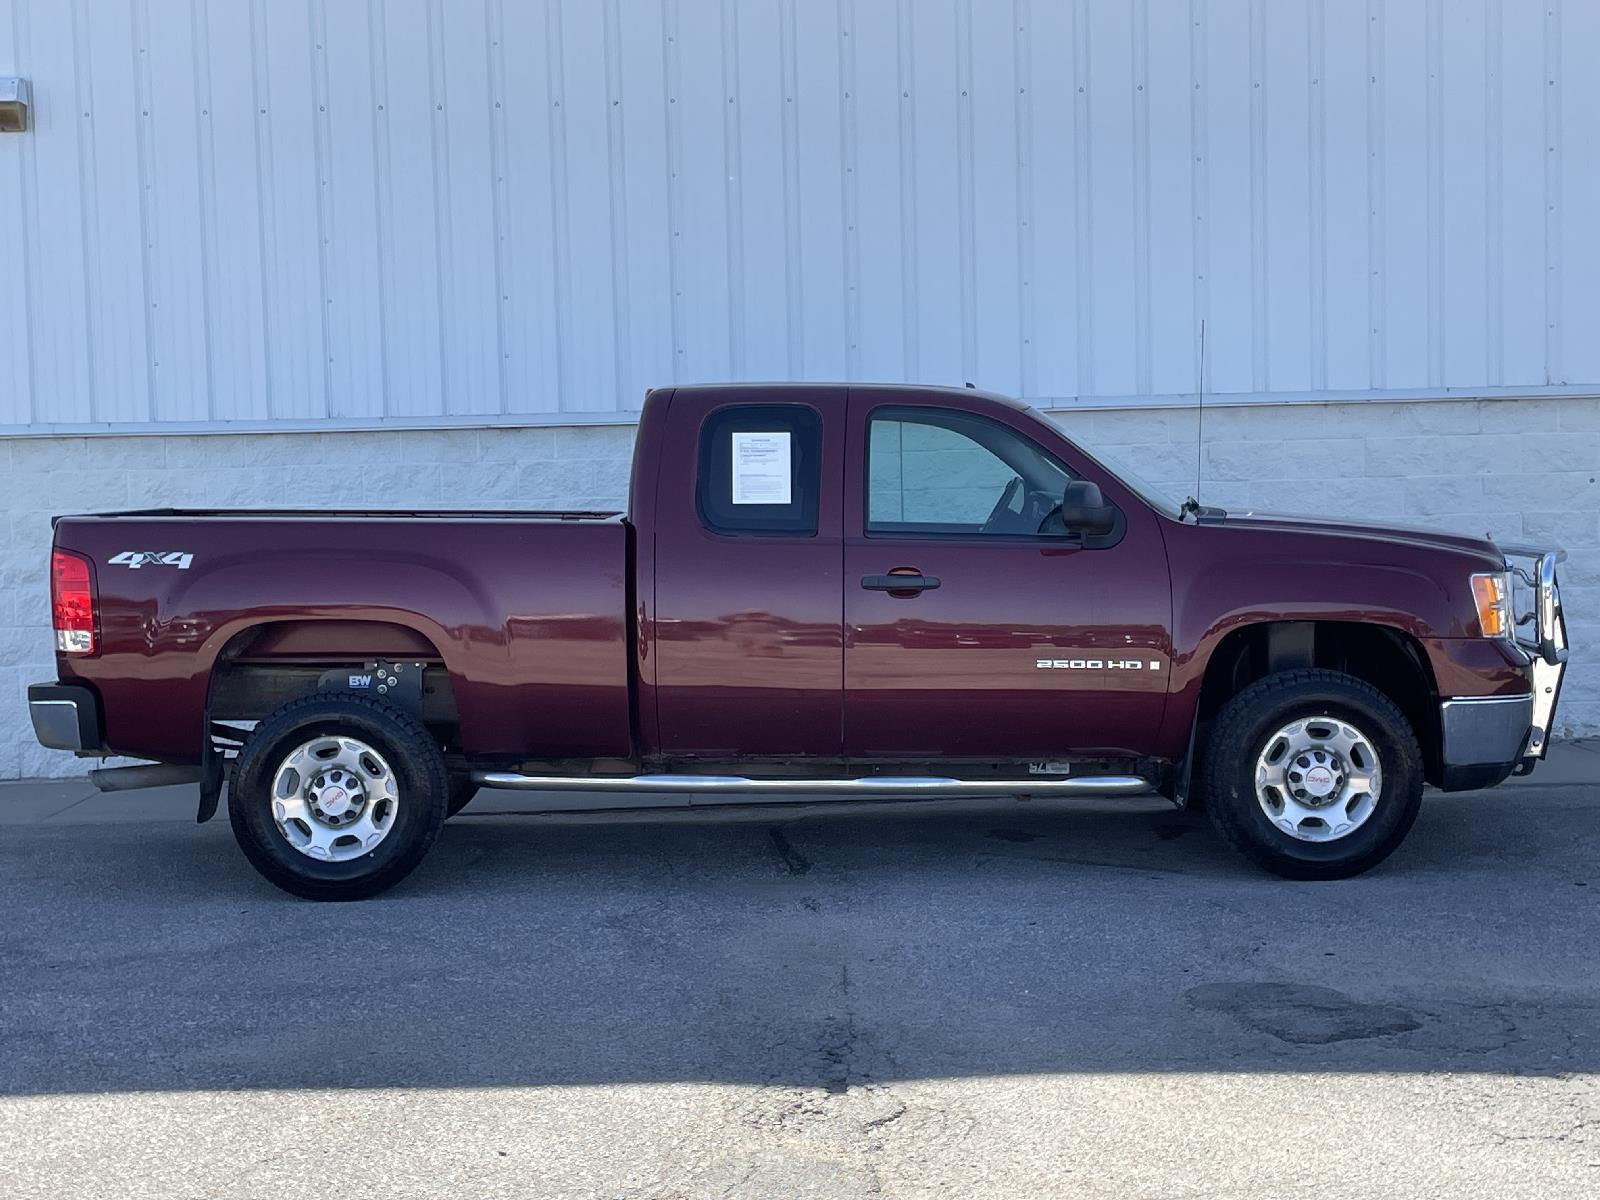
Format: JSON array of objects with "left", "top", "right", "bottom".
[{"left": 1470, "top": 572, "right": 1512, "bottom": 640}]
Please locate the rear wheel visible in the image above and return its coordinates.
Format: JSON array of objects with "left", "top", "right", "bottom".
[
  {"left": 1200, "top": 669, "right": 1424, "bottom": 880},
  {"left": 229, "top": 694, "right": 449, "bottom": 901}
]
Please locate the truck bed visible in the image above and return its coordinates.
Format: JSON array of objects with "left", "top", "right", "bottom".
[{"left": 53, "top": 510, "right": 634, "bottom": 763}]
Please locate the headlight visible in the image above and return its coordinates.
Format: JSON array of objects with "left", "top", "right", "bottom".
[{"left": 1470, "top": 571, "right": 1513, "bottom": 639}]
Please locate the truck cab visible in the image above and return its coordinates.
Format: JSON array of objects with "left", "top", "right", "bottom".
[
  {"left": 633, "top": 384, "right": 1173, "bottom": 767},
  {"left": 29, "top": 384, "right": 1569, "bottom": 899}
]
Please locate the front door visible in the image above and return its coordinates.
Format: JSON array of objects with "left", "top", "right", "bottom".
[{"left": 843, "top": 393, "right": 1172, "bottom": 763}]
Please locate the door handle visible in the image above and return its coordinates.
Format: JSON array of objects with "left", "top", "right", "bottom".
[{"left": 861, "top": 573, "right": 941, "bottom": 594}]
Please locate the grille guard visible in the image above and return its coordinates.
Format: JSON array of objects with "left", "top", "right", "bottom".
[{"left": 1499, "top": 544, "right": 1568, "bottom": 759}]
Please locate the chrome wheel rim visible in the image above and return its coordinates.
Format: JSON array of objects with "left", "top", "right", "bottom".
[
  {"left": 1254, "top": 716, "right": 1382, "bottom": 843},
  {"left": 269, "top": 736, "right": 400, "bottom": 861}
]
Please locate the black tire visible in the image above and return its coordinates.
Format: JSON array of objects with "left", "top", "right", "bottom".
[
  {"left": 446, "top": 776, "right": 478, "bottom": 818},
  {"left": 229, "top": 694, "right": 449, "bottom": 901},
  {"left": 1200, "top": 669, "right": 1424, "bottom": 880}
]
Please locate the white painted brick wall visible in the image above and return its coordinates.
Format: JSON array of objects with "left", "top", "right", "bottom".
[{"left": 1, "top": 396, "right": 1594, "bottom": 778}]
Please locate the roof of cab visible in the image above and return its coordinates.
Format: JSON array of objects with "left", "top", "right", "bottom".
[{"left": 656, "top": 381, "right": 1031, "bottom": 413}]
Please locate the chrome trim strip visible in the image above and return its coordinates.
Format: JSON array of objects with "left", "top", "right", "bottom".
[
  {"left": 1439, "top": 695, "right": 1531, "bottom": 706},
  {"left": 472, "top": 772, "right": 1155, "bottom": 798}
]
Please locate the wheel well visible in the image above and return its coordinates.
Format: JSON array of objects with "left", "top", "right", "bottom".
[
  {"left": 219, "top": 618, "right": 442, "bottom": 662},
  {"left": 207, "top": 621, "right": 459, "bottom": 735},
  {"left": 1197, "top": 621, "right": 1441, "bottom": 779}
]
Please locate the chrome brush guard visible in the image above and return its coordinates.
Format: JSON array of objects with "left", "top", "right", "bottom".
[{"left": 1500, "top": 544, "right": 1568, "bottom": 761}]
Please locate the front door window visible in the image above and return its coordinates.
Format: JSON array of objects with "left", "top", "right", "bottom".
[{"left": 866, "top": 408, "right": 1073, "bottom": 539}]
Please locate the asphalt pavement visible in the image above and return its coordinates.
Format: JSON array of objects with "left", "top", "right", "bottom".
[{"left": 2, "top": 748, "right": 1598, "bottom": 1198}]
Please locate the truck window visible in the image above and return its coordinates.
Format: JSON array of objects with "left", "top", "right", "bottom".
[
  {"left": 696, "top": 404, "right": 822, "bottom": 536},
  {"left": 866, "top": 407, "right": 1073, "bottom": 537}
]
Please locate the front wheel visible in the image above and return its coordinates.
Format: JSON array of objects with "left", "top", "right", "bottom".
[
  {"left": 229, "top": 694, "right": 450, "bottom": 901},
  {"left": 1200, "top": 669, "right": 1424, "bottom": 880}
]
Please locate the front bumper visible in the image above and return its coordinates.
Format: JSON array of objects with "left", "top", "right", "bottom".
[
  {"left": 1438, "top": 547, "right": 1568, "bottom": 790},
  {"left": 27, "top": 682, "right": 104, "bottom": 753},
  {"left": 1439, "top": 694, "right": 1535, "bottom": 790}
]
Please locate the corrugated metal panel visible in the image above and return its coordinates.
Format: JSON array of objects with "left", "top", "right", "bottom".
[{"left": 0, "top": 0, "right": 1596, "bottom": 434}]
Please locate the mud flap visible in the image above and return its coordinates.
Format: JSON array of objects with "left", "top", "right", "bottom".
[
  {"left": 196, "top": 726, "right": 224, "bottom": 824},
  {"left": 1170, "top": 718, "right": 1201, "bottom": 809}
]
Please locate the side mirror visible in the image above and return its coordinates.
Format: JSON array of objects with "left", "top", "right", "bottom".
[{"left": 1060, "top": 480, "right": 1117, "bottom": 536}]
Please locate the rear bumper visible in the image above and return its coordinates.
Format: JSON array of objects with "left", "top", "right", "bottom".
[{"left": 27, "top": 682, "right": 104, "bottom": 753}]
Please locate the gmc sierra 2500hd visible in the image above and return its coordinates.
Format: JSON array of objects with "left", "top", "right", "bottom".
[{"left": 28, "top": 384, "right": 1568, "bottom": 900}]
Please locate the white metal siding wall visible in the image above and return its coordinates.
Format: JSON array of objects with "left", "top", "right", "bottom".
[{"left": 1, "top": 1, "right": 1597, "bottom": 434}]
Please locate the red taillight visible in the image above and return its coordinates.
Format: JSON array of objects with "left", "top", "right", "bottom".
[{"left": 51, "top": 549, "right": 96, "bottom": 655}]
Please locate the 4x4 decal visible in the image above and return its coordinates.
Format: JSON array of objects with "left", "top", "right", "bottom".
[{"left": 108, "top": 551, "right": 194, "bottom": 570}]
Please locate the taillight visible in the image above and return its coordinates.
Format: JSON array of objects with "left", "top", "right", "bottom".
[{"left": 51, "top": 549, "right": 96, "bottom": 655}]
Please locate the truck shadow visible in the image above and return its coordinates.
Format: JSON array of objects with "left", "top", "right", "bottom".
[{"left": 1, "top": 787, "right": 1596, "bottom": 1095}]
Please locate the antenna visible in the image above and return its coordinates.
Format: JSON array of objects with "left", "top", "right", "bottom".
[{"left": 1192, "top": 319, "right": 1207, "bottom": 512}]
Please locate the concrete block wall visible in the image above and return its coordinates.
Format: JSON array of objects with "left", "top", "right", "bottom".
[{"left": 1, "top": 395, "right": 1593, "bottom": 778}]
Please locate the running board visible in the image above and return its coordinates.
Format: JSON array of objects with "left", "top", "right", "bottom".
[{"left": 471, "top": 772, "right": 1155, "bottom": 799}]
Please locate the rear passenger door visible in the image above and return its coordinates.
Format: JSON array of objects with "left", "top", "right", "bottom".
[{"left": 647, "top": 389, "right": 845, "bottom": 761}]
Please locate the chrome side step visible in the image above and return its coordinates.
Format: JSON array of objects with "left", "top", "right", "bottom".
[{"left": 471, "top": 772, "right": 1155, "bottom": 799}]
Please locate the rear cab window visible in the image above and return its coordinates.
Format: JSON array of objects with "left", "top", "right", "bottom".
[{"left": 696, "top": 404, "right": 822, "bottom": 537}]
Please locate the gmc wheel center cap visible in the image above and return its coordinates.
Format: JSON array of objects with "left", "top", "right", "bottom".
[
  {"left": 319, "top": 785, "right": 351, "bottom": 816},
  {"left": 1302, "top": 766, "right": 1337, "bottom": 798}
]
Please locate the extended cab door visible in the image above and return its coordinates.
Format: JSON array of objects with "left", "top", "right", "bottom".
[
  {"left": 842, "top": 390, "right": 1173, "bottom": 762},
  {"left": 644, "top": 387, "right": 844, "bottom": 761}
]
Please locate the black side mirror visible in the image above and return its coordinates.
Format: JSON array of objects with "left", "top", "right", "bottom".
[{"left": 1060, "top": 480, "right": 1117, "bottom": 536}]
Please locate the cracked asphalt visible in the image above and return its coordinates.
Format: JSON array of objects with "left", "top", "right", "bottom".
[{"left": 1, "top": 769, "right": 1598, "bottom": 1198}]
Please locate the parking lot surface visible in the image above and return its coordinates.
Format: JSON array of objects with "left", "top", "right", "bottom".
[{"left": 2, "top": 760, "right": 1598, "bottom": 1199}]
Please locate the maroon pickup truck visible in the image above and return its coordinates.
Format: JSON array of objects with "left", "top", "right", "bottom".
[{"left": 28, "top": 384, "right": 1569, "bottom": 900}]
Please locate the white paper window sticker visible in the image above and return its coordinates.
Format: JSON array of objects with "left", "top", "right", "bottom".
[{"left": 730, "top": 431, "right": 792, "bottom": 504}]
